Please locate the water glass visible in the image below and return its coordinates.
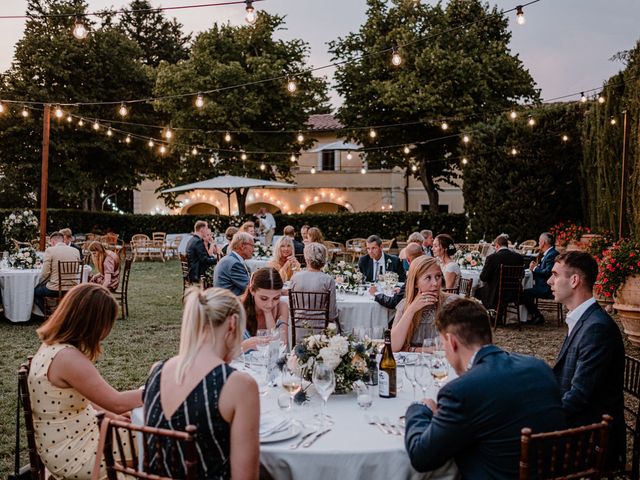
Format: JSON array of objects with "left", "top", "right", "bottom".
[
  {"left": 312, "top": 360, "right": 335, "bottom": 428},
  {"left": 255, "top": 366, "right": 269, "bottom": 396},
  {"left": 404, "top": 359, "right": 418, "bottom": 400},
  {"left": 356, "top": 384, "right": 374, "bottom": 410},
  {"left": 414, "top": 356, "right": 432, "bottom": 399}
]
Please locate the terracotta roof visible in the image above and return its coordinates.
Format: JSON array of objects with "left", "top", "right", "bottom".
[{"left": 307, "top": 114, "right": 343, "bottom": 130}]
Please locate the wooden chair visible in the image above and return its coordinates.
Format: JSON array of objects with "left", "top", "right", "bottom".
[
  {"left": 494, "top": 264, "right": 524, "bottom": 329},
  {"left": 519, "top": 414, "right": 612, "bottom": 480},
  {"left": 112, "top": 257, "right": 132, "bottom": 319},
  {"left": 345, "top": 238, "right": 366, "bottom": 263},
  {"left": 288, "top": 290, "right": 332, "bottom": 345},
  {"left": 323, "top": 241, "right": 346, "bottom": 262},
  {"left": 536, "top": 298, "right": 566, "bottom": 327},
  {"left": 165, "top": 235, "right": 182, "bottom": 259},
  {"left": 130, "top": 234, "right": 150, "bottom": 262},
  {"left": 179, "top": 254, "right": 192, "bottom": 293},
  {"left": 381, "top": 239, "right": 394, "bottom": 253},
  {"left": 458, "top": 277, "right": 473, "bottom": 297},
  {"left": 443, "top": 286, "right": 460, "bottom": 295},
  {"left": 617, "top": 355, "right": 640, "bottom": 479},
  {"left": 93, "top": 412, "right": 197, "bottom": 480},
  {"left": 17, "top": 358, "right": 45, "bottom": 480},
  {"left": 44, "top": 260, "right": 84, "bottom": 318}
]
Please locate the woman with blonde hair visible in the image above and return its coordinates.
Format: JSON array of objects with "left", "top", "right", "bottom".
[
  {"left": 306, "top": 226, "right": 324, "bottom": 244},
  {"left": 268, "top": 236, "right": 301, "bottom": 281},
  {"left": 143, "top": 287, "right": 259, "bottom": 480},
  {"left": 87, "top": 241, "right": 120, "bottom": 291},
  {"left": 28, "top": 283, "right": 142, "bottom": 479},
  {"left": 390, "top": 256, "right": 453, "bottom": 352}
]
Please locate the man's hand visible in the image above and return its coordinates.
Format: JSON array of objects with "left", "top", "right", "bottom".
[{"left": 423, "top": 399, "right": 438, "bottom": 413}]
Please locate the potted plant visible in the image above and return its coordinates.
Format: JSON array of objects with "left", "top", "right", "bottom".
[
  {"left": 588, "top": 231, "right": 616, "bottom": 311},
  {"left": 549, "top": 221, "right": 590, "bottom": 252},
  {"left": 596, "top": 239, "right": 640, "bottom": 345}
]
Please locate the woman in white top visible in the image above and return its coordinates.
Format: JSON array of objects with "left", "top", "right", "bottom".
[{"left": 433, "top": 233, "right": 461, "bottom": 290}]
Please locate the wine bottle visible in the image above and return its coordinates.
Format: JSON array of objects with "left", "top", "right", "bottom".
[{"left": 378, "top": 329, "right": 396, "bottom": 398}]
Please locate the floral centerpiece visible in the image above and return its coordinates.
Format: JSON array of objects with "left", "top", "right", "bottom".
[
  {"left": 454, "top": 250, "right": 483, "bottom": 269},
  {"left": 326, "top": 261, "right": 364, "bottom": 291},
  {"left": 253, "top": 240, "right": 272, "bottom": 259},
  {"left": 595, "top": 239, "right": 640, "bottom": 300},
  {"left": 8, "top": 247, "right": 39, "bottom": 270},
  {"left": 549, "top": 221, "right": 590, "bottom": 248},
  {"left": 2, "top": 210, "right": 39, "bottom": 251},
  {"left": 286, "top": 324, "right": 375, "bottom": 394}
]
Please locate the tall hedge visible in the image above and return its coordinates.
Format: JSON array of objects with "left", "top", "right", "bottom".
[{"left": 0, "top": 209, "right": 467, "bottom": 246}]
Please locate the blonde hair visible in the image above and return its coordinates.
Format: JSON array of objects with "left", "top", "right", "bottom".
[
  {"left": 304, "top": 242, "right": 327, "bottom": 270},
  {"left": 407, "top": 232, "right": 425, "bottom": 244},
  {"left": 307, "top": 227, "right": 324, "bottom": 243},
  {"left": 177, "top": 287, "right": 246, "bottom": 383},
  {"left": 240, "top": 221, "right": 255, "bottom": 232},
  {"left": 272, "top": 236, "right": 294, "bottom": 263},
  {"left": 87, "top": 241, "right": 108, "bottom": 275},
  {"left": 403, "top": 256, "right": 446, "bottom": 351}
]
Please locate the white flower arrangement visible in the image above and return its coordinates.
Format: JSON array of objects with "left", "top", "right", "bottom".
[
  {"left": 2, "top": 210, "right": 39, "bottom": 251},
  {"left": 253, "top": 240, "right": 272, "bottom": 259},
  {"left": 9, "top": 247, "right": 39, "bottom": 270},
  {"left": 326, "top": 260, "right": 364, "bottom": 291},
  {"left": 454, "top": 250, "right": 484, "bottom": 269}
]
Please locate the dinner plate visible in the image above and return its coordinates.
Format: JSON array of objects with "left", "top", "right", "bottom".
[{"left": 260, "top": 423, "right": 302, "bottom": 443}]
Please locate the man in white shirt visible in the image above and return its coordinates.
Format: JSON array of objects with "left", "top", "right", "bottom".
[
  {"left": 548, "top": 250, "right": 625, "bottom": 469},
  {"left": 256, "top": 207, "right": 276, "bottom": 247}
]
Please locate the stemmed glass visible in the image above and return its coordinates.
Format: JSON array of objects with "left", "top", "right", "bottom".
[
  {"left": 404, "top": 356, "right": 418, "bottom": 400},
  {"left": 256, "top": 329, "right": 270, "bottom": 365},
  {"left": 414, "top": 355, "right": 432, "bottom": 399},
  {"left": 312, "top": 360, "right": 335, "bottom": 428},
  {"left": 430, "top": 351, "right": 449, "bottom": 388},
  {"left": 335, "top": 274, "right": 345, "bottom": 300},
  {"left": 422, "top": 338, "right": 435, "bottom": 354},
  {"left": 281, "top": 366, "right": 301, "bottom": 415}
]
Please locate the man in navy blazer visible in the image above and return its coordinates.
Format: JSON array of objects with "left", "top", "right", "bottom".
[
  {"left": 549, "top": 251, "right": 625, "bottom": 469},
  {"left": 185, "top": 220, "right": 218, "bottom": 284},
  {"left": 475, "top": 234, "right": 524, "bottom": 309},
  {"left": 213, "top": 232, "right": 254, "bottom": 296},
  {"left": 405, "top": 298, "right": 566, "bottom": 479},
  {"left": 357, "top": 235, "right": 406, "bottom": 283},
  {"left": 522, "top": 232, "right": 559, "bottom": 324}
]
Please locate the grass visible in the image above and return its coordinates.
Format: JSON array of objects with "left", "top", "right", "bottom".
[{"left": 0, "top": 262, "right": 638, "bottom": 477}]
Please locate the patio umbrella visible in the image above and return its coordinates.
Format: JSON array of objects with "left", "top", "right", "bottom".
[{"left": 161, "top": 175, "right": 296, "bottom": 215}]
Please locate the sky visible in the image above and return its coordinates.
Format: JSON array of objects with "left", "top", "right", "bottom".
[{"left": 0, "top": 0, "right": 639, "bottom": 108}]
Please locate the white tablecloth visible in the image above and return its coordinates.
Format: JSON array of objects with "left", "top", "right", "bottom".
[
  {"left": 0, "top": 266, "right": 92, "bottom": 323},
  {"left": 165, "top": 233, "right": 192, "bottom": 255},
  {"left": 247, "top": 258, "right": 270, "bottom": 273}
]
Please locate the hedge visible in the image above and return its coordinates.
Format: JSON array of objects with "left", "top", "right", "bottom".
[{"left": 0, "top": 209, "right": 468, "bottom": 246}]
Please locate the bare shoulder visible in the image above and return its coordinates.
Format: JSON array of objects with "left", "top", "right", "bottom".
[{"left": 227, "top": 369, "right": 258, "bottom": 390}]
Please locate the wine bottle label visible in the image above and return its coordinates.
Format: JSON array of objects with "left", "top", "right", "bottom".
[{"left": 379, "top": 370, "right": 390, "bottom": 396}]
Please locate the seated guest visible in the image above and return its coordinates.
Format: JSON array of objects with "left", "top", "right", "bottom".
[
  {"left": 34, "top": 231, "right": 81, "bottom": 311},
  {"left": 240, "top": 221, "right": 258, "bottom": 240},
  {"left": 358, "top": 234, "right": 406, "bottom": 283},
  {"left": 213, "top": 232, "right": 254, "bottom": 295},
  {"left": 432, "top": 234, "right": 460, "bottom": 290},
  {"left": 290, "top": 242, "right": 338, "bottom": 323},
  {"left": 186, "top": 220, "right": 218, "bottom": 284},
  {"left": 87, "top": 241, "right": 121, "bottom": 291},
  {"left": 391, "top": 256, "right": 452, "bottom": 352},
  {"left": 306, "top": 226, "right": 324, "bottom": 244},
  {"left": 549, "top": 251, "right": 625, "bottom": 469},
  {"left": 143, "top": 287, "right": 259, "bottom": 479},
  {"left": 221, "top": 226, "right": 239, "bottom": 256},
  {"left": 521, "top": 232, "right": 559, "bottom": 324},
  {"left": 29, "top": 284, "right": 142, "bottom": 480},
  {"left": 300, "top": 224, "right": 311, "bottom": 244},
  {"left": 59, "top": 227, "right": 83, "bottom": 256},
  {"left": 475, "top": 234, "right": 523, "bottom": 309},
  {"left": 399, "top": 232, "right": 425, "bottom": 271},
  {"left": 241, "top": 267, "right": 289, "bottom": 351},
  {"left": 283, "top": 225, "right": 305, "bottom": 257},
  {"left": 405, "top": 298, "right": 566, "bottom": 479},
  {"left": 268, "top": 236, "right": 301, "bottom": 282},
  {"left": 420, "top": 229, "right": 434, "bottom": 257},
  {"left": 371, "top": 243, "right": 424, "bottom": 311}
]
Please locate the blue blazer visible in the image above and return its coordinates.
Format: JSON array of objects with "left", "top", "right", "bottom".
[
  {"left": 185, "top": 235, "right": 217, "bottom": 283},
  {"left": 357, "top": 252, "right": 406, "bottom": 283},
  {"left": 553, "top": 301, "right": 625, "bottom": 468},
  {"left": 529, "top": 246, "right": 559, "bottom": 296},
  {"left": 405, "top": 345, "right": 566, "bottom": 479},
  {"left": 213, "top": 252, "right": 250, "bottom": 296}
]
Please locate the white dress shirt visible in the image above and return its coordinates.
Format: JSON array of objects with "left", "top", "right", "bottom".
[
  {"left": 373, "top": 256, "right": 386, "bottom": 277},
  {"left": 565, "top": 297, "right": 597, "bottom": 336}
]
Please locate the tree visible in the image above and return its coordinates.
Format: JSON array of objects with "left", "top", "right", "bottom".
[
  {"left": 462, "top": 103, "right": 584, "bottom": 241},
  {"left": 152, "top": 12, "right": 330, "bottom": 214},
  {"left": 329, "top": 0, "right": 538, "bottom": 213}
]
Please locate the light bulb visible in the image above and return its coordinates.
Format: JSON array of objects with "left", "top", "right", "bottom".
[
  {"left": 290, "top": 154, "right": 297, "bottom": 162},
  {"left": 516, "top": 6, "right": 525, "bottom": 25},
  {"left": 209, "top": 157, "right": 215, "bottom": 164},
  {"left": 411, "top": 164, "right": 417, "bottom": 172},
  {"left": 92, "top": 121, "right": 100, "bottom": 130},
  {"left": 78, "top": 118, "right": 84, "bottom": 126},
  {"left": 245, "top": 0, "right": 257, "bottom": 24},
  {"left": 391, "top": 48, "right": 402, "bottom": 66},
  {"left": 159, "top": 145, "right": 167, "bottom": 154},
  {"left": 462, "top": 157, "right": 468, "bottom": 165},
  {"left": 297, "top": 133, "right": 304, "bottom": 143},
  {"left": 527, "top": 117, "right": 535, "bottom": 126},
  {"left": 72, "top": 17, "right": 88, "bottom": 40},
  {"left": 118, "top": 103, "right": 128, "bottom": 117},
  {"left": 241, "top": 153, "right": 247, "bottom": 161},
  {"left": 106, "top": 127, "right": 113, "bottom": 137},
  {"left": 510, "top": 148, "right": 518, "bottom": 155},
  {"left": 346, "top": 152, "right": 353, "bottom": 160},
  {"left": 21, "top": 107, "right": 29, "bottom": 118},
  {"left": 509, "top": 110, "right": 517, "bottom": 120},
  {"left": 361, "top": 167, "right": 367, "bottom": 174},
  {"left": 598, "top": 95, "right": 605, "bottom": 104},
  {"left": 369, "top": 129, "right": 377, "bottom": 138},
  {"left": 148, "top": 139, "right": 154, "bottom": 147},
  {"left": 562, "top": 135, "right": 569, "bottom": 142},
  {"left": 610, "top": 117, "right": 617, "bottom": 125},
  {"left": 54, "top": 106, "right": 63, "bottom": 118},
  {"left": 310, "top": 166, "right": 316, "bottom": 174},
  {"left": 580, "top": 92, "right": 587, "bottom": 103},
  {"left": 165, "top": 129, "right": 172, "bottom": 140},
  {"left": 404, "top": 146, "right": 410, "bottom": 154},
  {"left": 462, "top": 135, "right": 470, "bottom": 144},
  {"left": 224, "top": 132, "right": 231, "bottom": 142},
  {"left": 441, "top": 122, "right": 448, "bottom": 131},
  {"left": 260, "top": 163, "right": 266, "bottom": 171},
  {"left": 125, "top": 135, "right": 131, "bottom": 144},
  {"left": 191, "top": 147, "right": 198, "bottom": 155},
  {"left": 195, "top": 94, "right": 204, "bottom": 108},
  {"left": 286, "top": 78, "right": 297, "bottom": 93},
  {"left": 0, "top": 103, "right": 4, "bottom": 113},
  {"left": 66, "top": 115, "right": 72, "bottom": 123}
]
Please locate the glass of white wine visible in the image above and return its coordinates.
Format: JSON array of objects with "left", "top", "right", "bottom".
[
  {"left": 281, "top": 366, "right": 301, "bottom": 414},
  {"left": 430, "top": 352, "right": 449, "bottom": 388},
  {"left": 312, "top": 360, "right": 335, "bottom": 428}
]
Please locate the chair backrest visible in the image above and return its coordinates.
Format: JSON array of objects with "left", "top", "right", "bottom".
[
  {"left": 520, "top": 239, "right": 537, "bottom": 248},
  {"left": 345, "top": 238, "right": 366, "bottom": 250},
  {"left": 498, "top": 265, "right": 524, "bottom": 298},
  {"left": 18, "top": 359, "right": 45, "bottom": 480},
  {"left": 179, "top": 254, "right": 191, "bottom": 291},
  {"left": 131, "top": 234, "right": 149, "bottom": 244},
  {"left": 442, "top": 286, "right": 460, "bottom": 295},
  {"left": 121, "top": 257, "right": 133, "bottom": 292},
  {"left": 381, "top": 239, "right": 393, "bottom": 251},
  {"left": 623, "top": 355, "right": 640, "bottom": 479},
  {"left": 152, "top": 232, "right": 166, "bottom": 243},
  {"left": 459, "top": 277, "right": 473, "bottom": 297},
  {"left": 519, "top": 415, "right": 612, "bottom": 480},
  {"left": 288, "top": 290, "right": 330, "bottom": 345},
  {"left": 93, "top": 412, "right": 197, "bottom": 480},
  {"left": 57, "top": 260, "right": 84, "bottom": 296}
]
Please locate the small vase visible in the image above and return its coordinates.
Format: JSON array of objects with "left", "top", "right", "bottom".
[{"left": 613, "top": 275, "right": 640, "bottom": 347}]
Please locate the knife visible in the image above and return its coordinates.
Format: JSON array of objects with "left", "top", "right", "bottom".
[
  {"left": 289, "top": 430, "right": 318, "bottom": 449},
  {"left": 302, "top": 428, "right": 332, "bottom": 448}
]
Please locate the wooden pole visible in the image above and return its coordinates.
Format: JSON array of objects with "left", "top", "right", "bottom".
[
  {"left": 39, "top": 104, "right": 50, "bottom": 251},
  {"left": 618, "top": 110, "right": 628, "bottom": 240}
]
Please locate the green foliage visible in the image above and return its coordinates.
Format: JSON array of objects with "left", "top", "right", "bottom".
[
  {"left": 596, "top": 239, "right": 640, "bottom": 299},
  {"left": 151, "top": 13, "right": 330, "bottom": 214},
  {"left": 329, "top": 0, "right": 538, "bottom": 212},
  {"left": 0, "top": 209, "right": 467, "bottom": 245},
  {"left": 462, "top": 103, "right": 584, "bottom": 242}
]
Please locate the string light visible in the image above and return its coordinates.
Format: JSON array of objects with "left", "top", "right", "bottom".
[
  {"left": 441, "top": 122, "right": 448, "bottom": 131},
  {"left": 125, "top": 134, "right": 131, "bottom": 144},
  {"left": 403, "top": 146, "right": 410, "bottom": 154},
  {"left": 610, "top": 117, "right": 617, "bottom": 125},
  {"left": 118, "top": 103, "right": 128, "bottom": 117},
  {"left": 561, "top": 134, "right": 569, "bottom": 142},
  {"left": 411, "top": 164, "right": 418, "bottom": 172},
  {"left": 369, "top": 129, "right": 377, "bottom": 139},
  {"left": 515, "top": 5, "right": 525, "bottom": 25},
  {"left": 297, "top": 132, "right": 304, "bottom": 143},
  {"left": 0, "top": 102, "right": 4, "bottom": 113},
  {"left": 361, "top": 166, "right": 367, "bottom": 174},
  {"left": 580, "top": 92, "right": 587, "bottom": 103},
  {"left": 286, "top": 78, "right": 297, "bottom": 93},
  {"left": 310, "top": 166, "right": 316, "bottom": 174},
  {"left": 164, "top": 128, "right": 173, "bottom": 140},
  {"left": 462, "top": 157, "right": 468, "bottom": 165},
  {"left": 72, "top": 16, "right": 88, "bottom": 40},
  {"left": 191, "top": 147, "right": 198, "bottom": 155},
  {"left": 159, "top": 145, "right": 167, "bottom": 154},
  {"left": 346, "top": 151, "right": 353, "bottom": 160},
  {"left": 510, "top": 148, "right": 518, "bottom": 155},
  {"left": 148, "top": 139, "right": 154, "bottom": 147},
  {"left": 209, "top": 156, "right": 215, "bottom": 164},
  {"left": 78, "top": 118, "right": 84, "bottom": 126},
  {"left": 462, "top": 135, "right": 470, "bottom": 144},
  {"left": 260, "top": 163, "right": 266, "bottom": 171},
  {"left": 527, "top": 116, "right": 536, "bottom": 126},
  {"left": 391, "top": 47, "right": 402, "bottom": 66},
  {"left": 21, "top": 107, "right": 29, "bottom": 118},
  {"left": 66, "top": 115, "right": 72, "bottom": 123},
  {"left": 241, "top": 152, "right": 247, "bottom": 160},
  {"left": 290, "top": 154, "right": 297, "bottom": 162},
  {"left": 54, "top": 106, "right": 63, "bottom": 118},
  {"left": 92, "top": 120, "right": 100, "bottom": 130},
  {"left": 244, "top": 0, "right": 257, "bottom": 25},
  {"left": 597, "top": 95, "right": 605, "bottom": 104},
  {"left": 509, "top": 110, "right": 517, "bottom": 120},
  {"left": 106, "top": 127, "right": 113, "bottom": 136},
  {"left": 224, "top": 132, "right": 231, "bottom": 142},
  {"left": 195, "top": 93, "right": 204, "bottom": 108}
]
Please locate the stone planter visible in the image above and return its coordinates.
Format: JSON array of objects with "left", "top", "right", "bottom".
[{"left": 613, "top": 275, "right": 640, "bottom": 347}]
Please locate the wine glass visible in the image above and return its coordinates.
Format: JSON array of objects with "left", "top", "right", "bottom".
[
  {"left": 414, "top": 355, "right": 432, "bottom": 399},
  {"left": 430, "top": 351, "right": 449, "bottom": 388},
  {"left": 404, "top": 356, "right": 418, "bottom": 400},
  {"left": 335, "top": 274, "right": 345, "bottom": 300},
  {"left": 422, "top": 338, "right": 435, "bottom": 354},
  {"left": 312, "top": 360, "right": 335, "bottom": 428},
  {"left": 256, "top": 329, "right": 270, "bottom": 364},
  {"left": 281, "top": 366, "right": 301, "bottom": 415}
]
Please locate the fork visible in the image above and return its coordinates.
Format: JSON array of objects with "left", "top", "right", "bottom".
[
  {"left": 365, "top": 414, "right": 392, "bottom": 434},
  {"left": 383, "top": 417, "right": 403, "bottom": 436},
  {"left": 289, "top": 429, "right": 318, "bottom": 449},
  {"left": 373, "top": 415, "right": 399, "bottom": 435}
]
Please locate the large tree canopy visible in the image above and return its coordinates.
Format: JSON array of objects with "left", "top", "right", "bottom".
[
  {"left": 329, "top": 0, "right": 538, "bottom": 212},
  {"left": 152, "top": 12, "right": 330, "bottom": 214}
]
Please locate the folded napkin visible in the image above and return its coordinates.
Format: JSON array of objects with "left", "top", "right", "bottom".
[{"left": 260, "top": 413, "right": 290, "bottom": 437}]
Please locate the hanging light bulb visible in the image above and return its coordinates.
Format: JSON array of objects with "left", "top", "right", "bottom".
[
  {"left": 297, "top": 132, "right": 304, "bottom": 143},
  {"left": 241, "top": 152, "right": 247, "bottom": 161},
  {"left": 106, "top": 127, "right": 113, "bottom": 137},
  {"left": 195, "top": 93, "right": 204, "bottom": 109},
  {"left": 164, "top": 128, "right": 173, "bottom": 140},
  {"left": 597, "top": 95, "right": 605, "bottom": 104},
  {"left": 72, "top": 16, "right": 89, "bottom": 40},
  {"left": 260, "top": 163, "right": 266, "bottom": 171},
  {"left": 148, "top": 139, "right": 154, "bottom": 147},
  {"left": 361, "top": 166, "right": 367, "bottom": 174},
  {"left": 391, "top": 47, "right": 402, "bottom": 66},
  {"left": 209, "top": 156, "right": 215, "bottom": 164},
  {"left": 462, "top": 135, "right": 470, "bottom": 144},
  {"left": 21, "top": 107, "right": 29, "bottom": 118},
  {"left": 346, "top": 151, "right": 353, "bottom": 160},
  {"left": 462, "top": 157, "right": 468, "bottom": 165},
  {"left": 245, "top": 0, "right": 257, "bottom": 25},
  {"left": 54, "top": 106, "right": 63, "bottom": 118},
  {"left": 224, "top": 132, "right": 231, "bottom": 142},
  {"left": 441, "top": 121, "right": 448, "bottom": 131},
  {"left": 66, "top": 115, "right": 72, "bottom": 123},
  {"left": 515, "top": 5, "right": 525, "bottom": 25},
  {"left": 191, "top": 147, "right": 198, "bottom": 155},
  {"left": 290, "top": 154, "right": 297, "bottom": 162},
  {"left": 159, "top": 145, "right": 167, "bottom": 154},
  {"left": 580, "top": 92, "right": 587, "bottom": 103},
  {"left": 561, "top": 134, "right": 569, "bottom": 142},
  {"left": 310, "top": 166, "right": 316, "bottom": 174},
  {"left": 92, "top": 120, "right": 100, "bottom": 130},
  {"left": 610, "top": 117, "right": 617, "bottom": 125},
  {"left": 78, "top": 118, "right": 85, "bottom": 127},
  {"left": 509, "top": 110, "right": 518, "bottom": 120},
  {"left": 527, "top": 117, "right": 536, "bottom": 126},
  {"left": 510, "top": 148, "right": 518, "bottom": 155},
  {"left": 0, "top": 102, "right": 4, "bottom": 113},
  {"left": 125, "top": 135, "right": 131, "bottom": 144},
  {"left": 286, "top": 78, "right": 297, "bottom": 93},
  {"left": 403, "top": 146, "right": 410, "bottom": 154},
  {"left": 369, "top": 129, "right": 377, "bottom": 139},
  {"left": 411, "top": 164, "right": 418, "bottom": 172}
]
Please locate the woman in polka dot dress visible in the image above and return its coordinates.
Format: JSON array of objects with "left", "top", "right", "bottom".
[{"left": 28, "top": 284, "right": 142, "bottom": 479}]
